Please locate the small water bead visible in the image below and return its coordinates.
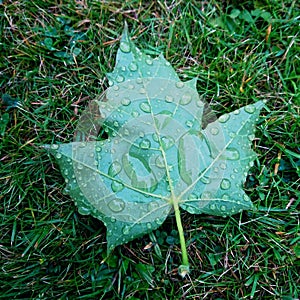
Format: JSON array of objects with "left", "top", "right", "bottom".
[
  {"left": 139, "top": 88, "right": 146, "bottom": 94},
  {"left": 139, "top": 139, "right": 151, "bottom": 149},
  {"left": 180, "top": 94, "right": 192, "bottom": 105},
  {"left": 152, "top": 133, "right": 159, "bottom": 142},
  {"left": 147, "top": 223, "right": 152, "bottom": 230},
  {"left": 111, "top": 181, "right": 124, "bottom": 193},
  {"left": 55, "top": 153, "right": 62, "bottom": 159},
  {"left": 186, "top": 206, "right": 197, "bottom": 214},
  {"left": 129, "top": 62, "right": 138, "bottom": 71},
  {"left": 139, "top": 102, "right": 151, "bottom": 113},
  {"left": 136, "top": 77, "right": 143, "bottom": 84},
  {"left": 165, "top": 95, "right": 174, "bottom": 103},
  {"left": 210, "top": 204, "right": 216, "bottom": 210},
  {"left": 148, "top": 201, "right": 159, "bottom": 212},
  {"left": 218, "top": 113, "right": 230, "bottom": 123},
  {"left": 131, "top": 111, "right": 140, "bottom": 117},
  {"left": 145, "top": 58, "right": 153, "bottom": 65},
  {"left": 116, "top": 75, "right": 125, "bottom": 83},
  {"left": 220, "top": 205, "right": 227, "bottom": 212},
  {"left": 210, "top": 127, "right": 219, "bottom": 135},
  {"left": 248, "top": 134, "right": 255, "bottom": 141},
  {"left": 175, "top": 81, "right": 184, "bottom": 88},
  {"left": 77, "top": 163, "right": 84, "bottom": 170},
  {"left": 113, "top": 85, "right": 119, "bottom": 91},
  {"left": 185, "top": 120, "right": 193, "bottom": 128},
  {"left": 229, "top": 132, "right": 236, "bottom": 138},
  {"left": 128, "top": 84, "right": 135, "bottom": 89},
  {"left": 224, "top": 147, "right": 240, "bottom": 160},
  {"left": 201, "top": 191, "right": 212, "bottom": 199},
  {"left": 220, "top": 178, "right": 231, "bottom": 190},
  {"left": 121, "top": 98, "right": 131, "bottom": 106},
  {"left": 244, "top": 104, "right": 256, "bottom": 114},
  {"left": 155, "top": 155, "right": 165, "bottom": 168},
  {"left": 219, "top": 162, "right": 227, "bottom": 170},
  {"left": 199, "top": 175, "right": 211, "bottom": 184},
  {"left": 122, "top": 225, "right": 130, "bottom": 235},
  {"left": 161, "top": 136, "right": 175, "bottom": 150},
  {"left": 113, "top": 121, "right": 119, "bottom": 128},
  {"left": 243, "top": 194, "right": 250, "bottom": 202},
  {"left": 233, "top": 109, "right": 240, "bottom": 115},
  {"left": 222, "top": 194, "right": 230, "bottom": 200},
  {"left": 50, "top": 144, "right": 59, "bottom": 150},
  {"left": 120, "top": 41, "right": 131, "bottom": 53}
]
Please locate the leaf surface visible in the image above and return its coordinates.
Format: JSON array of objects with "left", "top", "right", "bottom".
[{"left": 46, "top": 27, "right": 265, "bottom": 255}]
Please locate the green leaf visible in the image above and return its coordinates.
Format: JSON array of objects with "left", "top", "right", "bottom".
[{"left": 45, "top": 26, "right": 265, "bottom": 276}]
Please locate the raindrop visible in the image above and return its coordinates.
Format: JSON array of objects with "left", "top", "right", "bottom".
[
  {"left": 244, "top": 104, "right": 256, "bottom": 114},
  {"left": 248, "top": 134, "right": 255, "bottom": 141},
  {"left": 113, "top": 85, "right": 119, "bottom": 91},
  {"left": 78, "top": 207, "right": 91, "bottom": 215},
  {"left": 218, "top": 113, "right": 230, "bottom": 123},
  {"left": 139, "top": 102, "right": 151, "bottom": 113},
  {"left": 122, "top": 225, "right": 130, "bottom": 235},
  {"left": 233, "top": 109, "right": 240, "bottom": 115},
  {"left": 219, "top": 162, "right": 227, "bottom": 170},
  {"left": 64, "top": 169, "right": 69, "bottom": 176},
  {"left": 186, "top": 206, "right": 197, "bottom": 214},
  {"left": 229, "top": 132, "right": 236, "bottom": 138},
  {"left": 132, "top": 110, "right": 140, "bottom": 117},
  {"left": 120, "top": 41, "right": 131, "bottom": 53},
  {"left": 220, "top": 205, "right": 227, "bottom": 212},
  {"left": 220, "top": 179, "right": 231, "bottom": 190},
  {"left": 243, "top": 194, "right": 250, "bottom": 202},
  {"left": 111, "top": 181, "right": 125, "bottom": 193},
  {"left": 116, "top": 75, "right": 124, "bottom": 83},
  {"left": 50, "top": 144, "right": 59, "bottom": 150},
  {"left": 113, "top": 121, "right": 119, "bottom": 128},
  {"left": 185, "top": 120, "right": 193, "bottom": 128},
  {"left": 136, "top": 78, "right": 143, "bottom": 84},
  {"left": 201, "top": 191, "right": 212, "bottom": 200},
  {"left": 121, "top": 98, "right": 131, "bottom": 106},
  {"left": 209, "top": 204, "right": 216, "bottom": 210},
  {"left": 210, "top": 127, "right": 219, "bottom": 135},
  {"left": 108, "top": 161, "right": 122, "bottom": 177},
  {"left": 129, "top": 62, "right": 138, "bottom": 71},
  {"left": 148, "top": 201, "right": 159, "bottom": 211},
  {"left": 152, "top": 133, "right": 159, "bottom": 142},
  {"left": 224, "top": 147, "right": 240, "bottom": 160},
  {"left": 199, "top": 174, "right": 211, "bottom": 184},
  {"left": 161, "top": 136, "right": 175, "bottom": 150},
  {"left": 55, "top": 153, "right": 62, "bottom": 159},
  {"left": 175, "top": 82, "right": 184, "bottom": 88},
  {"left": 139, "top": 139, "right": 151, "bottom": 149},
  {"left": 139, "top": 88, "right": 146, "bottom": 94},
  {"left": 222, "top": 194, "right": 230, "bottom": 200},
  {"left": 108, "top": 198, "right": 125, "bottom": 213},
  {"left": 96, "top": 146, "right": 102, "bottom": 152},
  {"left": 145, "top": 58, "right": 153, "bottom": 65},
  {"left": 188, "top": 193, "right": 198, "bottom": 200},
  {"left": 155, "top": 155, "right": 165, "bottom": 168},
  {"left": 180, "top": 94, "right": 192, "bottom": 105},
  {"left": 165, "top": 95, "right": 174, "bottom": 103},
  {"left": 147, "top": 223, "right": 152, "bottom": 229}
]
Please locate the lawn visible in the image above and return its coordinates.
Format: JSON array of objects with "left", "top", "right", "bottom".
[{"left": 0, "top": 0, "right": 299, "bottom": 299}]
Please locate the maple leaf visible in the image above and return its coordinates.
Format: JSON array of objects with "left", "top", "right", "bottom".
[{"left": 45, "top": 25, "right": 265, "bottom": 277}]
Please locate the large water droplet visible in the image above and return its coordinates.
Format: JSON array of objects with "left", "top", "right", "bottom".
[
  {"left": 224, "top": 147, "right": 240, "bottom": 160},
  {"left": 180, "top": 94, "right": 192, "bottom": 105},
  {"left": 108, "top": 161, "right": 122, "bottom": 177},
  {"left": 244, "top": 104, "right": 256, "bottom": 114},
  {"left": 161, "top": 136, "right": 175, "bottom": 150},
  {"left": 218, "top": 113, "right": 230, "bottom": 123},
  {"left": 220, "top": 179, "right": 231, "bottom": 190},
  {"left": 120, "top": 41, "right": 131, "bottom": 53},
  {"left": 108, "top": 198, "right": 125, "bottom": 213},
  {"left": 139, "top": 102, "right": 151, "bottom": 113},
  {"left": 155, "top": 155, "right": 165, "bottom": 168},
  {"left": 140, "top": 139, "right": 151, "bottom": 149},
  {"left": 121, "top": 98, "right": 131, "bottom": 106},
  {"left": 111, "top": 181, "right": 125, "bottom": 193}
]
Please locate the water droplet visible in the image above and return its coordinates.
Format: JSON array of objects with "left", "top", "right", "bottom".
[
  {"left": 210, "top": 204, "right": 216, "bottom": 210},
  {"left": 78, "top": 206, "right": 91, "bottom": 215},
  {"left": 248, "top": 134, "right": 255, "bottom": 141},
  {"left": 152, "top": 133, "right": 159, "bottom": 142},
  {"left": 220, "top": 205, "right": 227, "bottom": 212},
  {"left": 229, "top": 132, "right": 236, "bottom": 138},
  {"left": 222, "top": 194, "right": 230, "bottom": 200},
  {"left": 243, "top": 194, "right": 250, "bottom": 202},
  {"left": 108, "top": 161, "right": 122, "bottom": 177},
  {"left": 121, "top": 98, "right": 131, "bottom": 106},
  {"left": 185, "top": 120, "right": 193, "bottom": 128},
  {"left": 233, "top": 109, "right": 240, "bottom": 115},
  {"left": 129, "top": 62, "right": 138, "bottom": 71},
  {"left": 64, "top": 169, "right": 69, "bottom": 176},
  {"left": 180, "top": 94, "right": 192, "bottom": 105},
  {"left": 218, "top": 113, "right": 230, "bottom": 123},
  {"left": 244, "top": 104, "right": 256, "bottom": 114},
  {"left": 155, "top": 155, "right": 165, "bottom": 168},
  {"left": 188, "top": 193, "right": 198, "bottom": 200},
  {"left": 176, "top": 82, "right": 184, "bottom": 88},
  {"left": 186, "top": 206, "right": 197, "bottom": 214},
  {"left": 139, "top": 88, "right": 146, "bottom": 94},
  {"left": 210, "top": 127, "right": 219, "bottom": 135},
  {"left": 136, "top": 78, "right": 143, "bottom": 84},
  {"left": 145, "top": 58, "right": 153, "bottom": 65},
  {"left": 113, "top": 121, "right": 119, "bottom": 128},
  {"left": 199, "top": 175, "right": 211, "bottom": 184},
  {"left": 50, "top": 144, "right": 59, "bottom": 150},
  {"left": 131, "top": 110, "right": 140, "bottom": 117},
  {"left": 219, "top": 162, "right": 227, "bottom": 170},
  {"left": 120, "top": 41, "right": 130, "bottom": 53},
  {"left": 165, "top": 95, "right": 174, "bottom": 103},
  {"left": 148, "top": 201, "right": 159, "bottom": 211},
  {"left": 111, "top": 181, "right": 124, "bottom": 193},
  {"left": 201, "top": 191, "right": 212, "bottom": 200},
  {"left": 122, "top": 225, "right": 130, "bottom": 235},
  {"left": 108, "top": 198, "right": 125, "bottom": 213},
  {"left": 147, "top": 223, "right": 152, "bottom": 229},
  {"left": 220, "top": 179, "right": 231, "bottom": 190},
  {"left": 224, "top": 147, "right": 240, "bottom": 160},
  {"left": 140, "top": 139, "right": 151, "bottom": 149},
  {"left": 113, "top": 85, "right": 119, "bottom": 91},
  {"left": 233, "top": 168, "right": 239, "bottom": 173},
  {"left": 139, "top": 102, "right": 151, "bottom": 113},
  {"left": 161, "top": 136, "right": 175, "bottom": 150},
  {"left": 116, "top": 75, "right": 124, "bottom": 83},
  {"left": 55, "top": 153, "right": 62, "bottom": 159}
]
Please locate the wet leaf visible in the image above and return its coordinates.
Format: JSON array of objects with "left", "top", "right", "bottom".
[{"left": 45, "top": 25, "right": 265, "bottom": 275}]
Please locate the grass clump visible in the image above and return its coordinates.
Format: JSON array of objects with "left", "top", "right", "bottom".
[{"left": 0, "top": 0, "right": 299, "bottom": 299}]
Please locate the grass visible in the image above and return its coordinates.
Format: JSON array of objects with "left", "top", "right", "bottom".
[{"left": 0, "top": 0, "right": 299, "bottom": 298}]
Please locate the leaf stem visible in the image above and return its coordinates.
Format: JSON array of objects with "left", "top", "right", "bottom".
[{"left": 173, "top": 198, "right": 189, "bottom": 274}]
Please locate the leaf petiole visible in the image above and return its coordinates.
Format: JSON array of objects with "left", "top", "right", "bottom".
[{"left": 173, "top": 197, "right": 189, "bottom": 277}]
